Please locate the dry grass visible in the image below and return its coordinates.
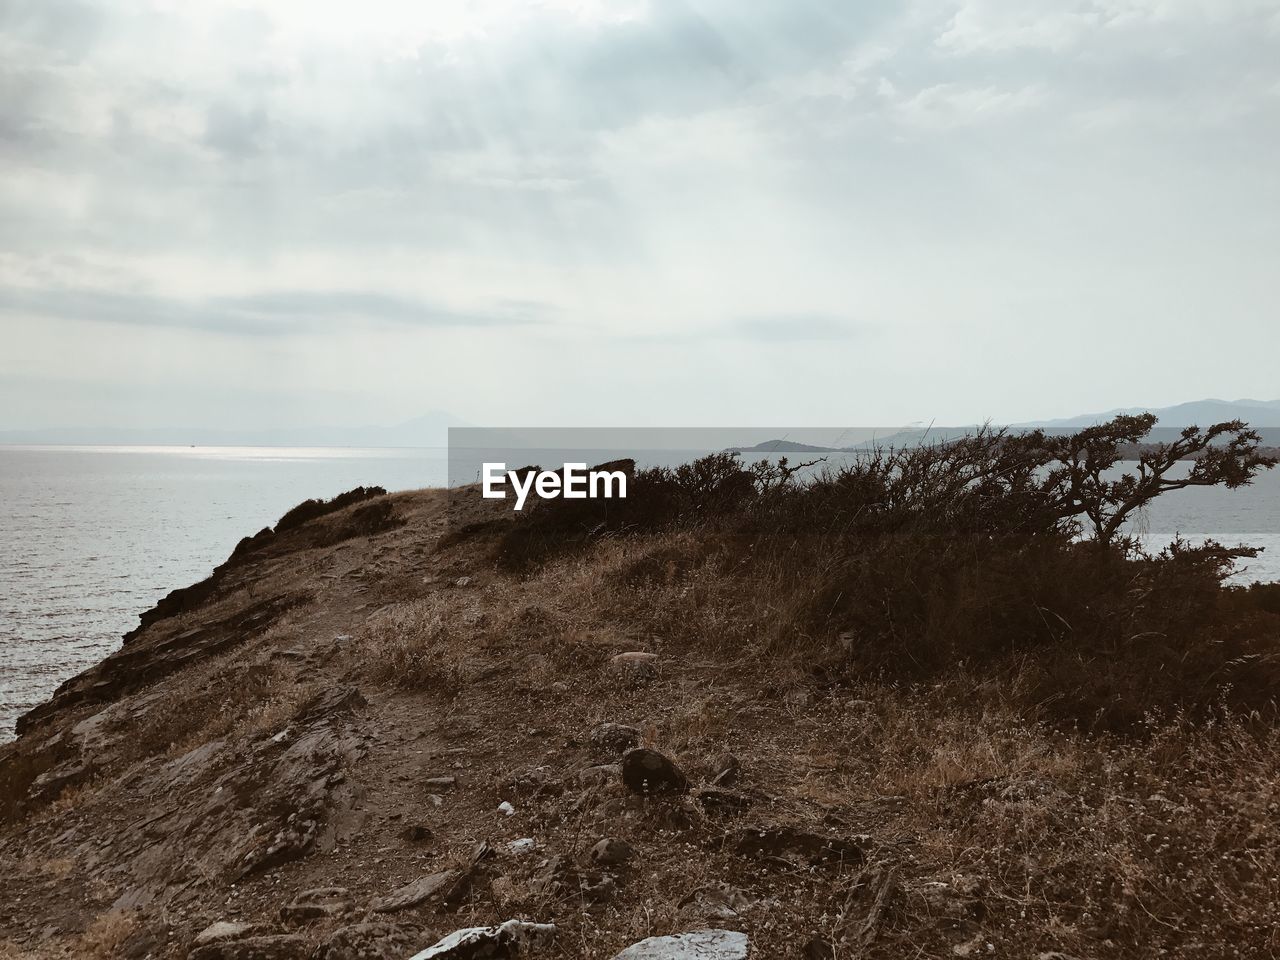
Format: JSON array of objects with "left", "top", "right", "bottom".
[
  {"left": 347, "top": 517, "right": 1280, "bottom": 957},
  {"left": 76, "top": 910, "right": 140, "bottom": 959}
]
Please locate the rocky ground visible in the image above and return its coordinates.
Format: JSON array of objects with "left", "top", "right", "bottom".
[{"left": 1, "top": 487, "right": 1277, "bottom": 959}]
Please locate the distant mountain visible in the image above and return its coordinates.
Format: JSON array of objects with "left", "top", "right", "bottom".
[
  {"left": 725, "top": 400, "right": 1280, "bottom": 456},
  {"left": 726, "top": 439, "right": 841, "bottom": 454},
  {"left": 0, "top": 411, "right": 469, "bottom": 448},
  {"left": 1026, "top": 399, "right": 1280, "bottom": 429}
]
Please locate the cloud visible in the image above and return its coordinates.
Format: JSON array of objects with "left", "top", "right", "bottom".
[
  {"left": 1, "top": 0, "right": 1278, "bottom": 425},
  {"left": 0, "top": 286, "right": 551, "bottom": 334}
]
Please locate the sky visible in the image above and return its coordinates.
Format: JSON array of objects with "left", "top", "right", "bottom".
[{"left": 1, "top": 0, "right": 1278, "bottom": 431}]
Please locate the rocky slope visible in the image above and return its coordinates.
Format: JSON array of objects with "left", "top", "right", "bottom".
[{"left": 1, "top": 486, "right": 1276, "bottom": 959}]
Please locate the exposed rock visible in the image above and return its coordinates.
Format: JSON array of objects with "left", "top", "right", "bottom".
[
  {"left": 729, "top": 825, "right": 865, "bottom": 867},
  {"left": 313, "top": 922, "right": 422, "bottom": 960},
  {"left": 507, "top": 838, "right": 537, "bottom": 856},
  {"left": 590, "top": 723, "right": 641, "bottom": 757},
  {"left": 677, "top": 883, "right": 757, "bottom": 921},
  {"left": 423, "top": 776, "right": 457, "bottom": 791},
  {"left": 279, "top": 886, "right": 352, "bottom": 922},
  {"left": 15, "top": 592, "right": 307, "bottom": 739},
  {"left": 610, "top": 930, "right": 750, "bottom": 959},
  {"left": 371, "top": 870, "right": 464, "bottom": 913},
  {"left": 621, "top": 748, "right": 688, "bottom": 795},
  {"left": 580, "top": 874, "right": 617, "bottom": 903},
  {"left": 187, "top": 934, "right": 313, "bottom": 960},
  {"left": 709, "top": 753, "right": 740, "bottom": 786},
  {"left": 406, "top": 920, "right": 555, "bottom": 959},
  {"left": 296, "top": 687, "right": 367, "bottom": 721},
  {"left": 527, "top": 853, "right": 613, "bottom": 903},
  {"left": 232, "top": 723, "right": 367, "bottom": 879},
  {"left": 588, "top": 837, "right": 635, "bottom": 867},
  {"left": 193, "top": 922, "right": 256, "bottom": 947},
  {"left": 28, "top": 759, "right": 93, "bottom": 803}
]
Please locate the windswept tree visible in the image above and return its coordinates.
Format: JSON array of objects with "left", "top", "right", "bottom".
[{"left": 1038, "top": 413, "right": 1278, "bottom": 545}]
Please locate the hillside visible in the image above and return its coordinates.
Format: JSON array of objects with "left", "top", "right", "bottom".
[{"left": 2, "top": 434, "right": 1280, "bottom": 959}]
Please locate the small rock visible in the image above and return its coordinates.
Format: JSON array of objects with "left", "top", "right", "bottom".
[
  {"left": 709, "top": 753, "right": 740, "bottom": 786},
  {"left": 423, "top": 776, "right": 457, "bottom": 791},
  {"left": 407, "top": 920, "right": 555, "bottom": 959},
  {"left": 193, "top": 923, "right": 255, "bottom": 947},
  {"left": 588, "top": 838, "right": 635, "bottom": 867},
  {"left": 371, "top": 871, "right": 464, "bottom": 913},
  {"left": 507, "top": 838, "right": 536, "bottom": 856},
  {"left": 677, "top": 883, "right": 757, "bottom": 921},
  {"left": 498, "top": 800, "right": 515, "bottom": 816},
  {"left": 611, "top": 930, "right": 750, "bottom": 959},
  {"left": 280, "top": 886, "right": 351, "bottom": 922},
  {"left": 454, "top": 577, "right": 473, "bottom": 588},
  {"left": 590, "top": 723, "right": 641, "bottom": 757},
  {"left": 621, "top": 748, "right": 688, "bottom": 795},
  {"left": 580, "top": 874, "right": 617, "bottom": 903}
]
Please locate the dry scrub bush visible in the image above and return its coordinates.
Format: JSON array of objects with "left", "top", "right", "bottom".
[
  {"left": 481, "top": 418, "right": 1279, "bottom": 730},
  {"left": 358, "top": 595, "right": 482, "bottom": 692}
]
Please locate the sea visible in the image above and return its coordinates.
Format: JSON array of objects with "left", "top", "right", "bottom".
[{"left": 2, "top": 444, "right": 1278, "bottom": 740}]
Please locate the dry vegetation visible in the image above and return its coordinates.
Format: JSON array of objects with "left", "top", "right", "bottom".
[{"left": 342, "top": 499, "right": 1280, "bottom": 956}]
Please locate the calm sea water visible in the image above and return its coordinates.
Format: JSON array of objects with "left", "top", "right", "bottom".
[{"left": 1, "top": 445, "right": 1278, "bottom": 740}]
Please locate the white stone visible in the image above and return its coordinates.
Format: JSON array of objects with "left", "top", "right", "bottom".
[
  {"left": 612, "top": 930, "right": 750, "bottom": 959},
  {"left": 193, "top": 921, "right": 254, "bottom": 946},
  {"left": 408, "top": 920, "right": 555, "bottom": 959}
]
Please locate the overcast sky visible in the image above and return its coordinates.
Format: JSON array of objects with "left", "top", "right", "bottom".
[{"left": 2, "top": 0, "right": 1278, "bottom": 430}]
